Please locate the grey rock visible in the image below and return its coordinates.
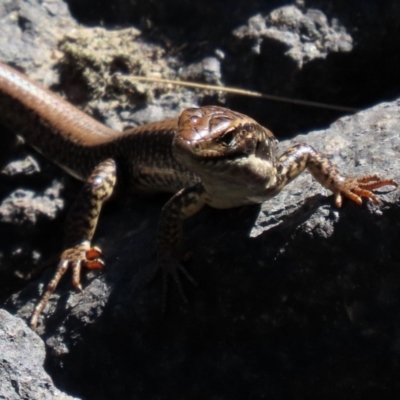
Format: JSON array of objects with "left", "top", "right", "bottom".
[
  {"left": 233, "top": 5, "right": 353, "bottom": 67},
  {"left": 0, "top": 309, "right": 80, "bottom": 400},
  {"left": 1, "top": 156, "right": 40, "bottom": 176},
  {"left": 0, "top": 181, "right": 64, "bottom": 225},
  {"left": 1, "top": 0, "right": 400, "bottom": 399},
  {"left": 179, "top": 57, "right": 222, "bottom": 85},
  {"left": 0, "top": 0, "right": 76, "bottom": 84},
  {"left": 6, "top": 98, "right": 400, "bottom": 399}
]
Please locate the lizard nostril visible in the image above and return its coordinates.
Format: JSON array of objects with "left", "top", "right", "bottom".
[{"left": 193, "top": 143, "right": 201, "bottom": 152}]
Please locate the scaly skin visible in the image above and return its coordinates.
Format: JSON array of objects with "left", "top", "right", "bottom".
[{"left": 0, "top": 62, "right": 397, "bottom": 328}]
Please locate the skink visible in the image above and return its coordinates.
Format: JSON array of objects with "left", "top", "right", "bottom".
[{"left": 0, "top": 61, "right": 396, "bottom": 328}]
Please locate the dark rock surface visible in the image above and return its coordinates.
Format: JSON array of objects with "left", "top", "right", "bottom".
[
  {"left": 0, "top": 309, "right": 80, "bottom": 400},
  {"left": 5, "top": 97, "right": 400, "bottom": 400},
  {"left": 233, "top": 5, "right": 353, "bottom": 68},
  {"left": 1, "top": 0, "right": 400, "bottom": 399},
  {"left": 65, "top": 0, "right": 400, "bottom": 136},
  {"left": 0, "top": 0, "right": 76, "bottom": 82},
  {"left": 0, "top": 0, "right": 79, "bottom": 303}
]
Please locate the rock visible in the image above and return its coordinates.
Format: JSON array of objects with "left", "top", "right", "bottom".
[
  {"left": 179, "top": 57, "right": 222, "bottom": 85},
  {"left": 5, "top": 98, "right": 400, "bottom": 399},
  {"left": 1, "top": 156, "right": 40, "bottom": 176},
  {"left": 0, "top": 309, "right": 80, "bottom": 400},
  {"left": 0, "top": 182, "right": 64, "bottom": 225},
  {"left": 224, "top": 1, "right": 400, "bottom": 135},
  {"left": 1, "top": 0, "right": 400, "bottom": 399},
  {"left": 233, "top": 6, "right": 353, "bottom": 67},
  {"left": 0, "top": 0, "right": 79, "bottom": 297},
  {"left": 0, "top": 0, "right": 76, "bottom": 83}
]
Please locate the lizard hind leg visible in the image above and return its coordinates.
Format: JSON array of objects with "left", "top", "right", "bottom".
[{"left": 30, "top": 158, "right": 117, "bottom": 329}]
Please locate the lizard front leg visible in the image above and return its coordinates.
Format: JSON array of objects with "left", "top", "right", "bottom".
[
  {"left": 276, "top": 144, "right": 397, "bottom": 206},
  {"left": 157, "top": 182, "right": 207, "bottom": 305},
  {"left": 30, "top": 159, "right": 117, "bottom": 328}
]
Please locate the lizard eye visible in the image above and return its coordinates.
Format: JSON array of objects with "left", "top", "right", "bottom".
[{"left": 219, "top": 128, "right": 236, "bottom": 146}]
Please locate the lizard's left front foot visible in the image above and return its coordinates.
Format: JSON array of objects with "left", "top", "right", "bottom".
[
  {"left": 157, "top": 255, "right": 198, "bottom": 310},
  {"left": 332, "top": 174, "right": 397, "bottom": 208}
]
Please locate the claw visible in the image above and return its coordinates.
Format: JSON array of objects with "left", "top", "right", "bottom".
[
  {"left": 83, "top": 259, "right": 105, "bottom": 270},
  {"left": 86, "top": 246, "right": 102, "bottom": 260}
]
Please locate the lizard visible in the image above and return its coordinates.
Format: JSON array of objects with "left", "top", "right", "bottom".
[{"left": 0, "top": 61, "right": 397, "bottom": 329}]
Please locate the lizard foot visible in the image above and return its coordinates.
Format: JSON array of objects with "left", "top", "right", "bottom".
[
  {"left": 30, "top": 242, "right": 104, "bottom": 329},
  {"left": 157, "top": 255, "right": 198, "bottom": 312},
  {"left": 332, "top": 174, "right": 397, "bottom": 208}
]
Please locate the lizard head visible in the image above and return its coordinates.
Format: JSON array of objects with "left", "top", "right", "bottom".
[{"left": 173, "top": 106, "right": 278, "bottom": 177}]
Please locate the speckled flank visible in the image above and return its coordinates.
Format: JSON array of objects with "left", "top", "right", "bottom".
[
  {"left": 112, "top": 124, "right": 200, "bottom": 193},
  {"left": 0, "top": 62, "right": 198, "bottom": 186},
  {"left": 0, "top": 62, "right": 396, "bottom": 327}
]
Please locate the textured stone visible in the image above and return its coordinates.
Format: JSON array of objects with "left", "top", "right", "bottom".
[
  {"left": 0, "top": 310, "right": 80, "bottom": 400},
  {"left": 6, "top": 98, "right": 400, "bottom": 400},
  {"left": 1, "top": 0, "right": 400, "bottom": 399}
]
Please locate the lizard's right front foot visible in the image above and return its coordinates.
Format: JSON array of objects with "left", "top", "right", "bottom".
[{"left": 30, "top": 241, "right": 104, "bottom": 329}]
